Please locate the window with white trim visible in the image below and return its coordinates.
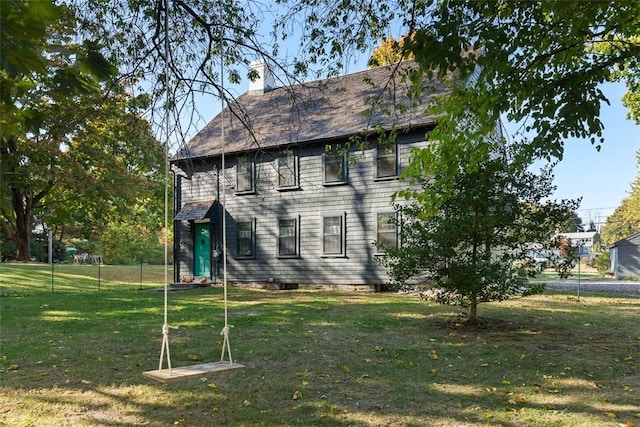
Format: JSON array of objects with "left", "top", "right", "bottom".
[
  {"left": 376, "top": 211, "right": 398, "bottom": 252},
  {"left": 236, "top": 155, "right": 254, "bottom": 193},
  {"left": 322, "top": 213, "right": 346, "bottom": 256},
  {"left": 323, "top": 145, "right": 347, "bottom": 184},
  {"left": 236, "top": 220, "right": 255, "bottom": 258},
  {"left": 375, "top": 141, "right": 397, "bottom": 179},
  {"left": 278, "top": 217, "right": 298, "bottom": 257},
  {"left": 278, "top": 150, "right": 298, "bottom": 189}
]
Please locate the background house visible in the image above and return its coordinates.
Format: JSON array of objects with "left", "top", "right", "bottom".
[
  {"left": 170, "top": 61, "right": 444, "bottom": 289},
  {"left": 609, "top": 231, "right": 640, "bottom": 280},
  {"left": 558, "top": 231, "right": 600, "bottom": 257}
]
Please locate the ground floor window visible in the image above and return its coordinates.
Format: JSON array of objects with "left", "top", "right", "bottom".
[
  {"left": 236, "top": 219, "right": 255, "bottom": 258},
  {"left": 376, "top": 211, "right": 398, "bottom": 252},
  {"left": 322, "top": 213, "right": 346, "bottom": 256},
  {"left": 278, "top": 217, "right": 298, "bottom": 257}
]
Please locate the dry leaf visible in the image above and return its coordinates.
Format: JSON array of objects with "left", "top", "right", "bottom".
[{"left": 292, "top": 390, "right": 302, "bottom": 400}]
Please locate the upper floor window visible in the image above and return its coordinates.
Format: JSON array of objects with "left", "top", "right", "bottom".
[
  {"left": 278, "top": 217, "right": 299, "bottom": 258},
  {"left": 376, "top": 211, "right": 398, "bottom": 252},
  {"left": 323, "top": 145, "right": 347, "bottom": 185},
  {"left": 322, "top": 213, "right": 346, "bottom": 257},
  {"left": 375, "top": 141, "right": 397, "bottom": 179},
  {"left": 236, "top": 219, "right": 255, "bottom": 258},
  {"left": 236, "top": 155, "right": 254, "bottom": 193},
  {"left": 278, "top": 150, "right": 298, "bottom": 189}
]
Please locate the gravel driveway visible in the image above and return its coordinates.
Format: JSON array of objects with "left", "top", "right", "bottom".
[{"left": 543, "top": 279, "right": 640, "bottom": 297}]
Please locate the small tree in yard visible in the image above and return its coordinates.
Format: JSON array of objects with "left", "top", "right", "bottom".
[{"left": 379, "top": 147, "right": 578, "bottom": 323}]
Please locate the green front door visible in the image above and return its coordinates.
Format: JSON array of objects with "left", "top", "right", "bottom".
[{"left": 194, "top": 223, "right": 211, "bottom": 277}]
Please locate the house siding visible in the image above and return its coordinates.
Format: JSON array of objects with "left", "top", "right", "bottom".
[
  {"left": 173, "top": 131, "right": 428, "bottom": 286},
  {"left": 610, "top": 232, "right": 640, "bottom": 280}
]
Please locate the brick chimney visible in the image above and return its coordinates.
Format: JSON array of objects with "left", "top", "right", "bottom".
[{"left": 248, "top": 60, "right": 275, "bottom": 94}]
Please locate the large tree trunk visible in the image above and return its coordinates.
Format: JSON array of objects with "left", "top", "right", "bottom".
[
  {"left": 11, "top": 187, "right": 34, "bottom": 262},
  {"left": 14, "top": 232, "right": 32, "bottom": 261}
]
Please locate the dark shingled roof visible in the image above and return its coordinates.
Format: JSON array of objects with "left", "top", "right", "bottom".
[
  {"left": 174, "top": 199, "right": 216, "bottom": 221},
  {"left": 173, "top": 61, "right": 446, "bottom": 161}
]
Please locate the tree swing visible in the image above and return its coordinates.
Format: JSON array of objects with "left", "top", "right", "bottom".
[{"left": 143, "top": 1, "right": 244, "bottom": 383}]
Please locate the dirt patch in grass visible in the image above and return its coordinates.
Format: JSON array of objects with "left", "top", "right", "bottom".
[{"left": 435, "top": 314, "right": 528, "bottom": 332}]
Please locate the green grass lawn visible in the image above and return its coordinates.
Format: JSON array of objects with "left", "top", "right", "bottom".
[
  {"left": 1, "top": 263, "right": 639, "bottom": 426},
  {"left": 0, "top": 262, "right": 171, "bottom": 295}
]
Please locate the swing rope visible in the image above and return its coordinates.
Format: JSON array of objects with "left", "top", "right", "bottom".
[
  {"left": 154, "top": 0, "right": 235, "bottom": 376},
  {"left": 218, "top": 7, "right": 235, "bottom": 364},
  {"left": 158, "top": 0, "right": 176, "bottom": 374}
]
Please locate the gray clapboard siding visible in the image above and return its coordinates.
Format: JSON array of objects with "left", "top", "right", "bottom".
[
  {"left": 174, "top": 132, "right": 428, "bottom": 286},
  {"left": 609, "top": 232, "right": 640, "bottom": 280}
]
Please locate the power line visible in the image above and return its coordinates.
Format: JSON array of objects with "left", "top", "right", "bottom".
[{"left": 575, "top": 206, "right": 618, "bottom": 212}]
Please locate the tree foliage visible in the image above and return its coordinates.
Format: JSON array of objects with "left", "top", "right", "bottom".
[
  {"left": 0, "top": 0, "right": 165, "bottom": 261},
  {"left": 594, "top": 35, "right": 640, "bottom": 124},
  {"left": 278, "top": 0, "right": 640, "bottom": 167},
  {"left": 380, "top": 145, "right": 577, "bottom": 321},
  {"left": 74, "top": 0, "right": 297, "bottom": 151},
  {"left": 368, "top": 34, "right": 415, "bottom": 68}
]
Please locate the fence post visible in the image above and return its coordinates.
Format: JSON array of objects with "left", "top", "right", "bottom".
[
  {"left": 49, "top": 231, "right": 54, "bottom": 293},
  {"left": 577, "top": 244, "right": 581, "bottom": 301},
  {"left": 48, "top": 231, "right": 53, "bottom": 265}
]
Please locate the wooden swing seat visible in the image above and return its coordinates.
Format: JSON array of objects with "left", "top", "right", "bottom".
[{"left": 143, "top": 361, "right": 245, "bottom": 383}]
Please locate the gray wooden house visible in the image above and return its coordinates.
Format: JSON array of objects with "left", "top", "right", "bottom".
[
  {"left": 609, "top": 231, "right": 640, "bottom": 280},
  {"left": 170, "top": 61, "right": 443, "bottom": 289}
]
